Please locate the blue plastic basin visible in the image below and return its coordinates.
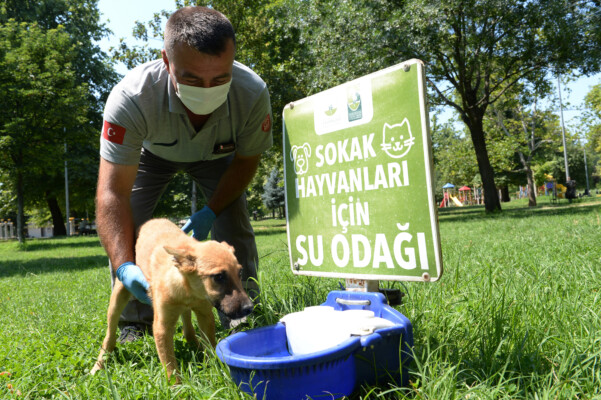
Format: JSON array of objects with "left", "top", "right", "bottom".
[{"left": 216, "top": 291, "right": 413, "bottom": 400}]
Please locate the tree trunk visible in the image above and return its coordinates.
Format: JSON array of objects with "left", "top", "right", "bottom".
[
  {"left": 466, "top": 114, "right": 502, "bottom": 212},
  {"left": 16, "top": 170, "right": 25, "bottom": 243},
  {"left": 501, "top": 186, "right": 510, "bottom": 202},
  {"left": 526, "top": 167, "right": 537, "bottom": 207},
  {"left": 517, "top": 150, "right": 537, "bottom": 207},
  {"left": 46, "top": 192, "right": 66, "bottom": 236}
]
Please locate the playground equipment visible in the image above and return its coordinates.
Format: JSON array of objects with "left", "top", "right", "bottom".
[
  {"left": 450, "top": 195, "right": 463, "bottom": 207},
  {"left": 458, "top": 186, "right": 471, "bottom": 203},
  {"left": 439, "top": 192, "right": 463, "bottom": 207},
  {"left": 540, "top": 174, "right": 567, "bottom": 201},
  {"left": 440, "top": 184, "right": 474, "bottom": 207},
  {"left": 440, "top": 183, "right": 455, "bottom": 207}
]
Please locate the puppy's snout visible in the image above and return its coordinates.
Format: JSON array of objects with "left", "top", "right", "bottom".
[
  {"left": 241, "top": 301, "right": 254, "bottom": 317},
  {"left": 228, "top": 297, "right": 253, "bottom": 320},
  {"left": 219, "top": 290, "right": 254, "bottom": 320}
]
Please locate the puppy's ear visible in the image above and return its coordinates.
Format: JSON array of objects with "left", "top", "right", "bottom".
[
  {"left": 219, "top": 241, "right": 236, "bottom": 254},
  {"left": 163, "top": 245, "right": 196, "bottom": 272}
]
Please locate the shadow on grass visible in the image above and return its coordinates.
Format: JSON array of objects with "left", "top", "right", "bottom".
[
  {"left": 438, "top": 201, "right": 600, "bottom": 224},
  {"left": 0, "top": 255, "right": 107, "bottom": 278},
  {"left": 17, "top": 236, "right": 102, "bottom": 252},
  {"left": 254, "top": 228, "right": 287, "bottom": 237}
]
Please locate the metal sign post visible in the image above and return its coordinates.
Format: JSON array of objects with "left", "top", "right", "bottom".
[{"left": 283, "top": 59, "right": 442, "bottom": 287}]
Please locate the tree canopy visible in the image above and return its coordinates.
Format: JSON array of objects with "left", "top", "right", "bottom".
[
  {"left": 0, "top": 0, "right": 118, "bottom": 239},
  {"left": 1, "top": 0, "right": 600, "bottom": 235},
  {"left": 0, "top": 20, "right": 91, "bottom": 241},
  {"left": 262, "top": 168, "right": 285, "bottom": 218},
  {"left": 388, "top": 0, "right": 601, "bottom": 211}
]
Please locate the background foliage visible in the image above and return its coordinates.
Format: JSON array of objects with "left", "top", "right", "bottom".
[
  {"left": 0, "top": 0, "right": 118, "bottom": 240},
  {"left": 0, "top": 0, "right": 600, "bottom": 237}
]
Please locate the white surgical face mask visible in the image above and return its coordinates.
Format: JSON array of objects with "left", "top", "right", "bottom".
[{"left": 175, "top": 80, "right": 232, "bottom": 115}]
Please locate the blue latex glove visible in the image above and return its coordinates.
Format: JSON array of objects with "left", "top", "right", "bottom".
[
  {"left": 116, "top": 262, "right": 152, "bottom": 305},
  {"left": 181, "top": 205, "right": 216, "bottom": 241}
]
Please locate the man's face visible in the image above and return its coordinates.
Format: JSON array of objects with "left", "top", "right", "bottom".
[{"left": 162, "top": 39, "right": 235, "bottom": 89}]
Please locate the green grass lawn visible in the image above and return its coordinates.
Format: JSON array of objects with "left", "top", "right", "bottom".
[{"left": 1, "top": 196, "right": 600, "bottom": 399}]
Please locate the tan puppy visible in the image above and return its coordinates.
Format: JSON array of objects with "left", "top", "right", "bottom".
[{"left": 91, "top": 218, "right": 253, "bottom": 382}]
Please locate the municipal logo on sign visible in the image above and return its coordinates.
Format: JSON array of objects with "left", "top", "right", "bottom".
[
  {"left": 102, "top": 121, "right": 126, "bottom": 145},
  {"left": 313, "top": 80, "right": 373, "bottom": 136},
  {"left": 347, "top": 87, "right": 362, "bottom": 122}
]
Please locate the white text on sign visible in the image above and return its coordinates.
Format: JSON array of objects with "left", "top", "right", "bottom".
[
  {"left": 295, "top": 160, "right": 409, "bottom": 198},
  {"left": 295, "top": 223, "right": 429, "bottom": 270}
]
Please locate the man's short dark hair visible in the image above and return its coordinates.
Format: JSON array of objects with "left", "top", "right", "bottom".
[{"left": 164, "top": 6, "right": 235, "bottom": 57}]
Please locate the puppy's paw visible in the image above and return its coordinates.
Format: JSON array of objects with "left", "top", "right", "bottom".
[{"left": 90, "top": 362, "right": 104, "bottom": 375}]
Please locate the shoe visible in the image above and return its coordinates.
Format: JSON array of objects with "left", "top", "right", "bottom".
[{"left": 117, "top": 324, "right": 150, "bottom": 344}]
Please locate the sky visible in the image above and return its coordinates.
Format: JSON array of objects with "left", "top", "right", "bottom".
[
  {"left": 96, "top": 0, "right": 168, "bottom": 73},
  {"left": 96, "top": 0, "right": 601, "bottom": 129}
]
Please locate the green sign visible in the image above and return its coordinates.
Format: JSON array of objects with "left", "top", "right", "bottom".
[{"left": 283, "top": 60, "right": 442, "bottom": 282}]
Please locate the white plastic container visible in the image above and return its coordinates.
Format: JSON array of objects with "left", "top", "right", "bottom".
[
  {"left": 280, "top": 306, "right": 346, "bottom": 354},
  {"left": 280, "top": 307, "right": 396, "bottom": 355}
]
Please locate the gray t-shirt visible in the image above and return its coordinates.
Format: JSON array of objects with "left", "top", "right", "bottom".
[{"left": 101, "top": 59, "right": 273, "bottom": 165}]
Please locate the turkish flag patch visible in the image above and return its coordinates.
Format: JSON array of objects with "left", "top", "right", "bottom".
[
  {"left": 261, "top": 113, "right": 272, "bottom": 132},
  {"left": 102, "top": 121, "right": 126, "bottom": 145}
]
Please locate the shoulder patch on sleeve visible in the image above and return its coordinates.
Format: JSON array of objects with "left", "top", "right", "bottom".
[
  {"left": 261, "top": 113, "right": 272, "bottom": 132},
  {"left": 102, "top": 121, "right": 127, "bottom": 144}
]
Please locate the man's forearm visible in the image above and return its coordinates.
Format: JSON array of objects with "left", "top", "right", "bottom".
[
  {"left": 96, "top": 158, "right": 138, "bottom": 271},
  {"left": 207, "top": 154, "right": 261, "bottom": 215},
  {"left": 96, "top": 193, "right": 136, "bottom": 272}
]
